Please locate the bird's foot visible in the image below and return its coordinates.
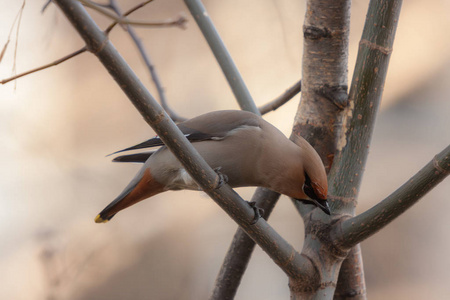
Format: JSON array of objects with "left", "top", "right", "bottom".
[
  {"left": 214, "top": 167, "right": 228, "bottom": 189},
  {"left": 247, "top": 201, "right": 264, "bottom": 225}
]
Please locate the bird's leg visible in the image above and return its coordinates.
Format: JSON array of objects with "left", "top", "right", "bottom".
[
  {"left": 247, "top": 201, "right": 264, "bottom": 225},
  {"left": 213, "top": 167, "right": 228, "bottom": 189}
]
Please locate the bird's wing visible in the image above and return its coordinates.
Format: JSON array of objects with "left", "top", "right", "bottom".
[
  {"left": 107, "top": 130, "right": 221, "bottom": 157},
  {"left": 108, "top": 110, "right": 261, "bottom": 158},
  {"left": 112, "top": 152, "right": 156, "bottom": 163}
]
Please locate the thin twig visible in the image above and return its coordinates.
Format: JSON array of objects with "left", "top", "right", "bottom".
[
  {"left": 259, "top": 80, "right": 301, "bottom": 115},
  {"left": 41, "top": 0, "right": 52, "bottom": 13},
  {"left": 106, "top": 0, "right": 186, "bottom": 122},
  {"left": 87, "top": 0, "right": 111, "bottom": 8},
  {"left": 0, "top": 40, "right": 9, "bottom": 64},
  {"left": 1, "top": 2, "right": 24, "bottom": 64},
  {"left": 105, "top": 0, "right": 154, "bottom": 34},
  {"left": 1, "top": 48, "right": 87, "bottom": 85},
  {"left": 13, "top": 1, "right": 26, "bottom": 76},
  {"left": 80, "top": 0, "right": 187, "bottom": 29},
  {"left": 3, "top": 0, "right": 26, "bottom": 89},
  {"left": 1, "top": 0, "right": 155, "bottom": 85}
]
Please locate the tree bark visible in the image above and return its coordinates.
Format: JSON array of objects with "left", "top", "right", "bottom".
[{"left": 327, "top": 0, "right": 403, "bottom": 298}]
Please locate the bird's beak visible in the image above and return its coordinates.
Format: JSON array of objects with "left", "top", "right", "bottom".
[
  {"left": 312, "top": 199, "right": 331, "bottom": 215},
  {"left": 295, "top": 198, "right": 331, "bottom": 215},
  {"left": 95, "top": 214, "right": 109, "bottom": 223}
]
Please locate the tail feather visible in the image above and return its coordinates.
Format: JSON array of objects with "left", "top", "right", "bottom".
[
  {"left": 95, "top": 179, "right": 139, "bottom": 223},
  {"left": 112, "top": 152, "right": 154, "bottom": 163},
  {"left": 106, "top": 138, "right": 164, "bottom": 157},
  {"left": 95, "top": 168, "right": 165, "bottom": 223}
]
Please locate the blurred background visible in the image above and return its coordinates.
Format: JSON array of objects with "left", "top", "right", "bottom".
[{"left": 1, "top": 0, "right": 449, "bottom": 299}]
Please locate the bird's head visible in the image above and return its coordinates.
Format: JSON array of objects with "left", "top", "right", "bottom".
[
  {"left": 298, "top": 172, "right": 330, "bottom": 215},
  {"left": 292, "top": 135, "right": 330, "bottom": 215}
]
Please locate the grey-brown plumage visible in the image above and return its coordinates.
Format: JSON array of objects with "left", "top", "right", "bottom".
[{"left": 95, "top": 110, "right": 329, "bottom": 223}]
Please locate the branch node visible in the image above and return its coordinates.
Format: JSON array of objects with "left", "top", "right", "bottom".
[
  {"left": 288, "top": 253, "right": 320, "bottom": 292},
  {"left": 306, "top": 219, "right": 349, "bottom": 259},
  {"left": 88, "top": 35, "right": 109, "bottom": 55},
  {"left": 303, "top": 25, "right": 332, "bottom": 40},
  {"left": 316, "top": 84, "right": 348, "bottom": 109},
  {"left": 280, "top": 248, "right": 298, "bottom": 268},
  {"left": 152, "top": 111, "right": 166, "bottom": 125},
  {"left": 328, "top": 194, "right": 357, "bottom": 206},
  {"left": 359, "top": 39, "right": 392, "bottom": 55},
  {"left": 433, "top": 154, "right": 449, "bottom": 175}
]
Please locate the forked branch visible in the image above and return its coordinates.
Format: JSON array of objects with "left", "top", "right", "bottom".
[
  {"left": 1, "top": 48, "right": 87, "bottom": 84},
  {"left": 80, "top": 0, "right": 187, "bottom": 28},
  {"left": 1, "top": 0, "right": 156, "bottom": 85}
]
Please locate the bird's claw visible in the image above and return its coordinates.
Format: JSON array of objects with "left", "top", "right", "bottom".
[
  {"left": 214, "top": 167, "right": 228, "bottom": 189},
  {"left": 247, "top": 201, "right": 264, "bottom": 225}
]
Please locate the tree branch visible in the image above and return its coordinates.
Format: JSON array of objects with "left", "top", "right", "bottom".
[
  {"left": 106, "top": 0, "right": 186, "bottom": 123},
  {"left": 104, "top": 0, "right": 154, "bottom": 34},
  {"left": 210, "top": 188, "right": 280, "bottom": 300},
  {"left": 326, "top": 0, "right": 403, "bottom": 297},
  {"left": 1, "top": 48, "right": 87, "bottom": 85},
  {"left": 80, "top": 0, "right": 187, "bottom": 29},
  {"left": 334, "top": 145, "right": 450, "bottom": 249},
  {"left": 1, "top": 0, "right": 154, "bottom": 85},
  {"left": 53, "top": 0, "right": 314, "bottom": 280},
  {"left": 183, "top": 0, "right": 259, "bottom": 114},
  {"left": 333, "top": 245, "right": 366, "bottom": 299},
  {"left": 327, "top": 0, "right": 403, "bottom": 213},
  {"left": 259, "top": 80, "right": 301, "bottom": 115}
]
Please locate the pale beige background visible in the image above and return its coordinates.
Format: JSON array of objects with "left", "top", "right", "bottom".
[{"left": 1, "top": 0, "right": 449, "bottom": 299}]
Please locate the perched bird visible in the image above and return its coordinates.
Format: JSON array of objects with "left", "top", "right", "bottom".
[{"left": 95, "top": 110, "right": 330, "bottom": 223}]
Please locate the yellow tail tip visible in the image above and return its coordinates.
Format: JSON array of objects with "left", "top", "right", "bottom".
[{"left": 95, "top": 214, "right": 109, "bottom": 223}]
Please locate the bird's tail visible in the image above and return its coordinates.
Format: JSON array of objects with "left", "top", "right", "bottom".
[{"left": 95, "top": 169, "right": 165, "bottom": 223}]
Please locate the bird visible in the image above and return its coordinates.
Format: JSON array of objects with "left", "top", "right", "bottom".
[{"left": 95, "top": 110, "right": 330, "bottom": 223}]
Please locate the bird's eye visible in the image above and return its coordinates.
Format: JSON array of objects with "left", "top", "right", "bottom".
[{"left": 303, "top": 173, "right": 317, "bottom": 200}]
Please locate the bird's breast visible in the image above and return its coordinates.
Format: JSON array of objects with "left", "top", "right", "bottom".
[{"left": 166, "top": 168, "right": 200, "bottom": 191}]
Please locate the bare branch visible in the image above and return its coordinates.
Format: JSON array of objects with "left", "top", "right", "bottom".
[
  {"left": 210, "top": 188, "right": 280, "bottom": 300},
  {"left": 1, "top": 0, "right": 154, "bottom": 85},
  {"left": 1, "top": 48, "right": 86, "bottom": 85},
  {"left": 326, "top": 0, "right": 403, "bottom": 297},
  {"left": 1, "top": 2, "right": 25, "bottom": 64},
  {"left": 104, "top": 0, "right": 154, "bottom": 34},
  {"left": 184, "top": 0, "right": 259, "bottom": 114},
  {"left": 106, "top": 0, "right": 187, "bottom": 122},
  {"left": 334, "top": 145, "right": 450, "bottom": 249},
  {"left": 259, "top": 80, "right": 301, "bottom": 115},
  {"left": 1, "top": 0, "right": 26, "bottom": 88},
  {"left": 0, "top": 40, "right": 9, "bottom": 64},
  {"left": 13, "top": 0, "right": 26, "bottom": 76},
  {"left": 80, "top": 0, "right": 187, "bottom": 29},
  {"left": 334, "top": 245, "right": 367, "bottom": 300},
  {"left": 42, "top": 0, "right": 52, "bottom": 13},
  {"left": 54, "top": 0, "right": 315, "bottom": 279}
]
